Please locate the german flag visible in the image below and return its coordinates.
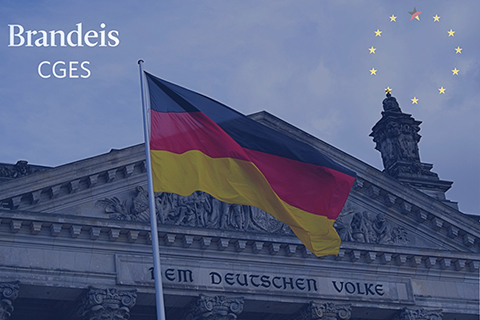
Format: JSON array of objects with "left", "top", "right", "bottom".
[{"left": 145, "top": 72, "right": 355, "bottom": 256}]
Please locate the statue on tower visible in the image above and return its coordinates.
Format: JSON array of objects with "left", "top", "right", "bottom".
[
  {"left": 370, "top": 89, "right": 454, "bottom": 206},
  {"left": 382, "top": 92, "right": 402, "bottom": 113}
]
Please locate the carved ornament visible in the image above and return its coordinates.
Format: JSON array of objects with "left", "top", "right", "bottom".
[
  {"left": 295, "top": 301, "right": 351, "bottom": 320},
  {"left": 80, "top": 287, "right": 137, "bottom": 320},
  {"left": 184, "top": 294, "right": 244, "bottom": 320}
]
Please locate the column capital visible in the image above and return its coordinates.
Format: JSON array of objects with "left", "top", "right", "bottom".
[
  {"left": 80, "top": 287, "right": 137, "bottom": 320},
  {"left": 295, "top": 301, "right": 352, "bottom": 320},
  {"left": 184, "top": 294, "right": 244, "bottom": 320},
  {"left": 0, "top": 281, "right": 20, "bottom": 320},
  {"left": 392, "top": 307, "right": 443, "bottom": 320}
]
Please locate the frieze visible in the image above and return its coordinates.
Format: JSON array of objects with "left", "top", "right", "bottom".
[
  {"left": 96, "top": 187, "right": 293, "bottom": 235},
  {"left": 335, "top": 203, "right": 410, "bottom": 245},
  {"left": 96, "top": 187, "right": 409, "bottom": 245}
]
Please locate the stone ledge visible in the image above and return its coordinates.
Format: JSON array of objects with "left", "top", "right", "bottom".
[
  {"left": 1, "top": 160, "right": 147, "bottom": 212},
  {"left": 1, "top": 210, "right": 479, "bottom": 274}
]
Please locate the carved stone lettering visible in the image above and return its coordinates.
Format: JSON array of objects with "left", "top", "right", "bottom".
[
  {"left": 208, "top": 271, "right": 318, "bottom": 292},
  {"left": 331, "top": 281, "right": 384, "bottom": 296},
  {"left": 151, "top": 267, "right": 194, "bottom": 283},
  {"left": 117, "top": 255, "right": 413, "bottom": 303}
]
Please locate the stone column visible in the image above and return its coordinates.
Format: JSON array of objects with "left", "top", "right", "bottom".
[
  {"left": 80, "top": 287, "right": 137, "bottom": 320},
  {"left": 391, "top": 308, "right": 443, "bottom": 320},
  {"left": 184, "top": 294, "right": 244, "bottom": 320},
  {"left": 294, "top": 301, "right": 352, "bottom": 320},
  {"left": 0, "top": 282, "right": 19, "bottom": 320}
]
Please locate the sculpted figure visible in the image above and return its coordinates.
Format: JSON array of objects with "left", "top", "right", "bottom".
[
  {"left": 362, "top": 211, "right": 376, "bottom": 243},
  {"left": 372, "top": 213, "right": 391, "bottom": 243},
  {"left": 155, "top": 192, "right": 173, "bottom": 223},
  {"left": 219, "top": 203, "right": 230, "bottom": 229},
  {"left": 229, "top": 204, "right": 247, "bottom": 230},
  {"left": 382, "top": 94, "right": 401, "bottom": 112},
  {"left": 156, "top": 192, "right": 178, "bottom": 224},
  {"left": 175, "top": 195, "right": 196, "bottom": 226},
  {"left": 351, "top": 212, "right": 367, "bottom": 242},
  {"left": 334, "top": 216, "right": 352, "bottom": 242},
  {"left": 130, "top": 186, "right": 149, "bottom": 221},
  {"left": 206, "top": 197, "right": 223, "bottom": 228}
]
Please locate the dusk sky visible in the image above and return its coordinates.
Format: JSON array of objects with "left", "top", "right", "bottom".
[{"left": 1, "top": 1, "right": 479, "bottom": 214}]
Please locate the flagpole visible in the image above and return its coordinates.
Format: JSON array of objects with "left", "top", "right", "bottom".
[{"left": 138, "top": 60, "right": 167, "bottom": 320}]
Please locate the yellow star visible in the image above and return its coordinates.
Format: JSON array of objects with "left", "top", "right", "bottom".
[
  {"left": 389, "top": 14, "right": 397, "bottom": 22},
  {"left": 438, "top": 87, "right": 446, "bottom": 94},
  {"left": 447, "top": 29, "right": 455, "bottom": 37},
  {"left": 374, "top": 29, "right": 382, "bottom": 37},
  {"left": 370, "top": 68, "right": 377, "bottom": 75},
  {"left": 433, "top": 15, "right": 440, "bottom": 22},
  {"left": 385, "top": 87, "right": 392, "bottom": 94},
  {"left": 369, "top": 46, "right": 376, "bottom": 54},
  {"left": 455, "top": 46, "right": 463, "bottom": 54},
  {"left": 411, "top": 97, "right": 419, "bottom": 104},
  {"left": 452, "top": 68, "right": 459, "bottom": 75}
]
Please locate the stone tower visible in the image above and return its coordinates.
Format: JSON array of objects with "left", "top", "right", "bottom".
[{"left": 370, "top": 92, "right": 457, "bottom": 208}]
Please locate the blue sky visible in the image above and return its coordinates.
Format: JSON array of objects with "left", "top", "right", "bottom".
[{"left": 1, "top": 0, "right": 479, "bottom": 214}]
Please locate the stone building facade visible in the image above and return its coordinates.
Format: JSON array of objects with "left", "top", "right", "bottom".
[{"left": 0, "top": 96, "right": 478, "bottom": 319}]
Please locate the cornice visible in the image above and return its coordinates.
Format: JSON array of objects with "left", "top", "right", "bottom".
[
  {"left": 0, "top": 145, "right": 146, "bottom": 211},
  {"left": 1, "top": 210, "right": 478, "bottom": 276}
]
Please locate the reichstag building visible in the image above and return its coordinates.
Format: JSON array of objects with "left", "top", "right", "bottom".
[{"left": 0, "top": 94, "right": 478, "bottom": 319}]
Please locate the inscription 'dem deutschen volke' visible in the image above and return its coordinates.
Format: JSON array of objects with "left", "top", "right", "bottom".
[{"left": 150, "top": 267, "right": 385, "bottom": 296}]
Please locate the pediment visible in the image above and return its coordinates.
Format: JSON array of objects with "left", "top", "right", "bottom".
[{"left": 0, "top": 112, "right": 478, "bottom": 257}]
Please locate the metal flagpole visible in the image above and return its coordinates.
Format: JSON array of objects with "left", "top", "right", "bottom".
[{"left": 138, "top": 60, "right": 167, "bottom": 320}]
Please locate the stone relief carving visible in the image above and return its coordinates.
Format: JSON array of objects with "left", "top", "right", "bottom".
[
  {"left": 96, "top": 187, "right": 293, "bottom": 236},
  {"left": 184, "top": 294, "right": 244, "bottom": 320},
  {"left": 79, "top": 287, "right": 137, "bottom": 320},
  {"left": 96, "top": 197, "right": 131, "bottom": 221},
  {"left": 374, "top": 120, "right": 422, "bottom": 172},
  {"left": 96, "top": 188, "right": 409, "bottom": 245},
  {"left": 334, "top": 204, "right": 409, "bottom": 245},
  {"left": 295, "top": 301, "right": 351, "bottom": 320}
]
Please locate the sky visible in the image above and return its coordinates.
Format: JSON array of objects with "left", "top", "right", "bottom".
[{"left": 0, "top": 0, "right": 479, "bottom": 214}]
